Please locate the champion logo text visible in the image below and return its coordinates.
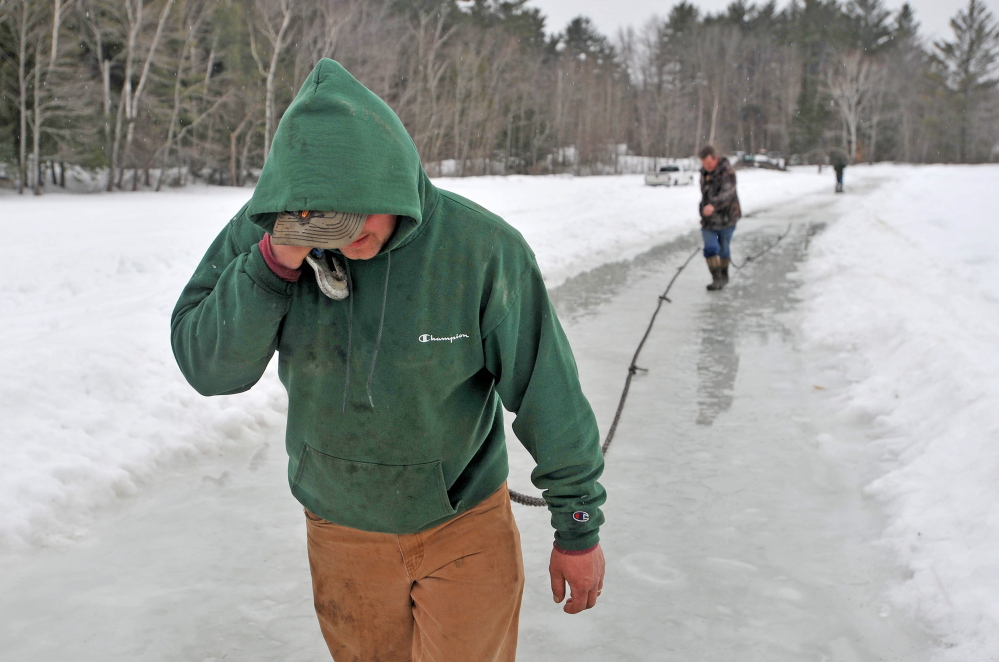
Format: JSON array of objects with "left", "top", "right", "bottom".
[{"left": 418, "top": 333, "right": 470, "bottom": 343}]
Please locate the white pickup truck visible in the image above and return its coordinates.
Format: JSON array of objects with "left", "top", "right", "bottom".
[{"left": 644, "top": 165, "right": 695, "bottom": 187}]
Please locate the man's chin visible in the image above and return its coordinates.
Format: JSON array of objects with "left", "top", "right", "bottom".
[{"left": 341, "top": 245, "right": 379, "bottom": 260}]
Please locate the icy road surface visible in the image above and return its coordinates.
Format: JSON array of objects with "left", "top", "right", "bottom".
[
  {"left": 510, "top": 190, "right": 934, "bottom": 660},
  {"left": 0, "top": 189, "right": 933, "bottom": 660}
]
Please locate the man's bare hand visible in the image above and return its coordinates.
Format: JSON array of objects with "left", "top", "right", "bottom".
[
  {"left": 703, "top": 203, "right": 716, "bottom": 217},
  {"left": 270, "top": 241, "right": 312, "bottom": 269},
  {"left": 549, "top": 544, "right": 605, "bottom": 614}
]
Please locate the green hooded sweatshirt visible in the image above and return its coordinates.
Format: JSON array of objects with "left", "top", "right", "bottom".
[{"left": 171, "top": 59, "right": 605, "bottom": 550}]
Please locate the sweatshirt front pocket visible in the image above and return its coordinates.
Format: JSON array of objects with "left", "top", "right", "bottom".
[{"left": 291, "top": 444, "right": 459, "bottom": 533}]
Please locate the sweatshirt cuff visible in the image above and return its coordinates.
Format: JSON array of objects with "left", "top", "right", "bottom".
[
  {"left": 244, "top": 243, "right": 295, "bottom": 297},
  {"left": 551, "top": 497, "right": 604, "bottom": 552},
  {"left": 259, "top": 234, "right": 302, "bottom": 282},
  {"left": 553, "top": 541, "right": 598, "bottom": 556}
]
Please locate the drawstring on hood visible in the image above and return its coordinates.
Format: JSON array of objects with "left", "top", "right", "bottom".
[
  {"left": 339, "top": 252, "right": 391, "bottom": 412},
  {"left": 366, "top": 252, "right": 391, "bottom": 408},
  {"left": 341, "top": 261, "right": 354, "bottom": 414}
]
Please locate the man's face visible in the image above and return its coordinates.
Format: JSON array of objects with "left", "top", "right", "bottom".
[
  {"left": 701, "top": 155, "right": 719, "bottom": 172},
  {"left": 340, "top": 214, "right": 398, "bottom": 260}
]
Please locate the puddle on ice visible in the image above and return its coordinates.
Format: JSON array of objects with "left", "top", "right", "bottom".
[{"left": 0, "top": 193, "right": 933, "bottom": 661}]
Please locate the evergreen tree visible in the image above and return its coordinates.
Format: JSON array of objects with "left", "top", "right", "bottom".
[
  {"left": 788, "top": 0, "right": 844, "bottom": 154},
  {"left": 932, "top": 0, "right": 999, "bottom": 161},
  {"left": 845, "top": 0, "right": 893, "bottom": 54}
]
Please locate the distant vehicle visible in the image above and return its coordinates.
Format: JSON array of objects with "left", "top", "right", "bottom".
[
  {"left": 753, "top": 152, "right": 786, "bottom": 170},
  {"left": 734, "top": 151, "right": 786, "bottom": 171},
  {"left": 644, "top": 164, "right": 695, "bottom": 187}
]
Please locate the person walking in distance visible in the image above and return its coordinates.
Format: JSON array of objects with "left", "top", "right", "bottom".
[
  {"left": 171, "top": 59, "right": 606, "bottom": 662},
  {"left": 698, "top": 145, "right": 742, "bottom": 291},
  {"left": 829, "top": 148, "right": 849, "bottom": 193}
]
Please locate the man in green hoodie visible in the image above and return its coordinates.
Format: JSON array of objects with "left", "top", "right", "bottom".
[{"left": 171, "top": 59, "right": 606, "bottom": 661}]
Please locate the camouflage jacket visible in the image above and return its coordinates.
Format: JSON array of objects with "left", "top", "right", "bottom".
[{"left": 699, "top": 157, "right": 741, "bottom": 230}]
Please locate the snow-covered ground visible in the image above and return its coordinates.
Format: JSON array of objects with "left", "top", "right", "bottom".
[
  {"left": 800, "top": 165, "right": 999, "bottom": 661},
  {"left": 1, "top": 164, "right": 997, "bottom": 659}
]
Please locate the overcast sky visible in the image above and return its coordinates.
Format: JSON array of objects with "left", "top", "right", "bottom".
[{"left": 522, "top": 0, "right": 999, "bottom": 45}]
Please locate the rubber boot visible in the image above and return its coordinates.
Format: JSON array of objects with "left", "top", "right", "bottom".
[
  {"left": 705, "top": 256, "right": 724, "bottom": 291},
  {"left": 719, "top": 257, "right": 730, "bottom": 286}
]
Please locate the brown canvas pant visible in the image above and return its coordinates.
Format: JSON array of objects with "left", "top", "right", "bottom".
[{"left": 305, "top": 483, "right": 525, "bottom": 662}]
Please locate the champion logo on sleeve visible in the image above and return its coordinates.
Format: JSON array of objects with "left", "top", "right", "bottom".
[{"left": 572, "top": 511, "right": 590, "bottom": 523}]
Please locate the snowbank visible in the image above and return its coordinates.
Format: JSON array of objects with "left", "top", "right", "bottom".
[
  {"left": 0, "top": 167, "right": 831, "bottom": 551},
  {"left": 801, "top": 164, "right": 999, "bottom": 661},
  {"left": 0, "top": 188, "right": 285, "bottom": 549}
]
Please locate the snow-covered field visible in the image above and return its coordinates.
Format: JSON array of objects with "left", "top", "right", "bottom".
[{"left": 1, "top": 164, "right": 997, "bottom": 659}]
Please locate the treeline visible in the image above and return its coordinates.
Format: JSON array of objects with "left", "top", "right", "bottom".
[{"left": 1, "top": 0, "right": 998, "bottom": 194}]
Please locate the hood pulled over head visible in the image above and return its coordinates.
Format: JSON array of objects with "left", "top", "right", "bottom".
[{"left": 247, "top": 59, "right": 424, "bottom": 239}]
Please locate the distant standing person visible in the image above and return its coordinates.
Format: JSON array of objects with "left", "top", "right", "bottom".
[
  {"left": 698, "top": 145, "right": 741, "bottom": 291},
  {"left": 829, "top": 148, "right": 849, "bottom": 193}
]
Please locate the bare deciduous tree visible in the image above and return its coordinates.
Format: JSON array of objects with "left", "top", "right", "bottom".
[
  {"left": 5, "top": 0, "right": 48, "bottom": 193},
  {"left": 106, "top": 0, "right": 175, "bottom": 190},
  {"left": 826, "top": 50, "right": 876, "bottom": 160},
  {"left": 249, "top": 0, "right": 297, "bottom": 162}
]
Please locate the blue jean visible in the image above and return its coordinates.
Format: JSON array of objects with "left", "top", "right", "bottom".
[{"left": 702, "top": 227, "right": 735, "bottom": 259}]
